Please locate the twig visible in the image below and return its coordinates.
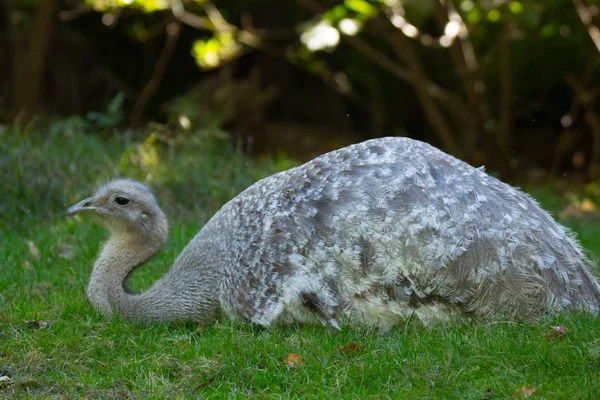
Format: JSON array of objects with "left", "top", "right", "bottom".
[
  {"left": 203, "top": 2, "right": 234, "bottom": 33},
  {"left": 378, "top": 22, "right": 459, "bottom": 155},
  {"left": 130, "top": 22, "right": 181, "bottom": 127},
  {"left": 572, "top": 0, "right": 600, "bottom": 52},
  {"left": 434, "top": 0, "right": 487, "bottom": 155},
  {"left": 298, "top": 0, "right": 472, "bottom": 147},
  {"left": 170, "top": 0, "right": 371, "bottom": 114},
  {"left": 171, "top": 0, "right": 210, "bottom": 30}
]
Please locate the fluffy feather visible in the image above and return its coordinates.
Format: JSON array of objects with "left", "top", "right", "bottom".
[{"left": 69, "top": 137, "right": 600, "bottom": 329}]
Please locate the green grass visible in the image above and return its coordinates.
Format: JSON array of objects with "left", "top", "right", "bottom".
[{"left": 2, "top": 124, "right": 600, "bottom": 399}]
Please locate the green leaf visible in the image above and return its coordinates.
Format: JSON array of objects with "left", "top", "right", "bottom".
[
  {"left": 487, "top": 9, "right": 501, "bottom": 22},
  {"left": 191, "top": 33, "right": 241, "bottom": 69},
  {"left": 107, "top": 92, "right": 125, "bottom": 115},
  {"left": 509, "top": 1, "right": 523, "bottom": 13},
  {"left": 344, "top": 0, "right": 376, "bottom": 17},
  {"left": 467, "top": 9, "right": 481, "bottom": 24},
  {"left": 323, "top": 5, "right": 348, "bottom": 22},
  {"left": 540, "top": 24, "right": 556, "bottom": 37}
]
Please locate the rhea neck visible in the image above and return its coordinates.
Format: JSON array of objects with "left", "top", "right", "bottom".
[{"left": 87, "top": 219, "right": 168, "bottom": 321}]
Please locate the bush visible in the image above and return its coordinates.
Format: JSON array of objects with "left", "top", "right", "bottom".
[{"left": 0, "top": 120, "right": 297, "bottom": 232}]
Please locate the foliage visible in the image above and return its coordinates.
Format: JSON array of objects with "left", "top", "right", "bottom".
[
  {"left": 191, "top": 32, "right": 242, "bottom": 69},
  {"left": 85, "top": 92, "right": 126, "bottom": 130},
  {"left": 50, "top": 0, "right": 599, "bottom": 176},
  {"left": 2, "top": 122, "right": 600, "bottom": 398},
  {"left": 84, "top": 0, "right": 178, "bottom": 12},
  {"left": 0, "top": 120, "right": 294, "bottom": 232},
  {"left": 4, "top": 0, "right": 600, "bottom": 177},
  {"left": 0, "top": 122, "right": 123, "bottom": 231},
  {"left": 44, "top": 92, "right": 127, "bottom": 136}
]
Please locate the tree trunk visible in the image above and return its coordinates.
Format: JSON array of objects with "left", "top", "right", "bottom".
[{"left": 9, "top": 0, "right": 57, "bottom": 117}]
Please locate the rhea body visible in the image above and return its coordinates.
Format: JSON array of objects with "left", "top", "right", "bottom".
[{"left": 67, "top": 137, "right": 600, "bottom": 329}]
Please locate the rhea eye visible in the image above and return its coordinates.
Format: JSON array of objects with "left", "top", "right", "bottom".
[{"left": 113, "top": 195, "right": 130, "bottom": 206}]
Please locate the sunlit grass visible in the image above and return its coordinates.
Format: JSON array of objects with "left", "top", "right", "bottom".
[{"left": 2, "top": 124, "right": 600, "bottom": 398}]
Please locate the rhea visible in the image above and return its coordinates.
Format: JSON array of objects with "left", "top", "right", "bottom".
[{"left": 67, "top": 137, "right": 600, "bottom": 329}]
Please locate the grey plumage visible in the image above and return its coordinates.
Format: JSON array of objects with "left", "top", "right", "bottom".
[{"left": 68, "top": 137, "right": 600, "bottom": 329}]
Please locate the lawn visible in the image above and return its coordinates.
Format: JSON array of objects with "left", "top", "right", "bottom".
[{"left": 1, "top": 125, "right": 600, "bottom": 399}]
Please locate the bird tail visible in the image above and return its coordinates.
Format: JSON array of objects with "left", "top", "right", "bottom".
[{"left": 576, "top": 257, "right": 600, "bottom": 313}]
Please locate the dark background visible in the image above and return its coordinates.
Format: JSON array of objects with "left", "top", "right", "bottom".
[{"left": 2, "top": 0, "right": 600, "bottom": 181}]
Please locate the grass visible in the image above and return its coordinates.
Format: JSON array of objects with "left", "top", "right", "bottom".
[{"left": 2, "top": 123, "right": 600, "bottom": 398}]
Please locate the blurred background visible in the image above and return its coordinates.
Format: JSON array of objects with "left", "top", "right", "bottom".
[{"left": 2, "top": 0, "right": 600, "bottom": 228}]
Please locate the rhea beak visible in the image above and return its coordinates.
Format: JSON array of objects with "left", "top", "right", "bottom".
[{"left": 67, "top": 197, "right": 95, "bottom": 216}]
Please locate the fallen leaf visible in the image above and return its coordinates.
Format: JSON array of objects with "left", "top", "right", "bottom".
[
  {"left": 337, "top": 343, "right": 361, "bottom": 352},
  {"left": 545, "top": 325, "right": 567, "bottom": 340},
  {"left": 559, "top": 198, "right": 597, "bottom": 219},
  {"left": 27, "top": 240, "right": 40, "bottom": 260},
  {"left": 285, "top": 353, "right": 304, "bottom": 368},
  {"left": 24, "top": 320, "right": 49, "bottom": 330},
  {"left": 581, "top": 199, "right": 596, "bottom": 212},
  {"left": 552, "top": 326, "right": 567, "bottom": 334},
  {"left": 513, "top": 385, "right": 536, "bottom": 398},
  {"left": 481, "top": 387, "right": 493, "bottom": 400},
  {"left": 57, "top": 244, "right": 74, "bottom": 260},
  {"left": 0, "top": 376, "right": 10, "bottom": 387}
]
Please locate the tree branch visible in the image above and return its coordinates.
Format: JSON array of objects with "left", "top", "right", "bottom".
[
  {"left": 130, "top": 22, "right": 181, "bottom": 127},
  {"left": 170, "top": 0, "right": 371, "bottom": 115},
  {"left": 297, "top": 0, "right": 473, "bottom": 151},
  {"left": 572, "top": 0, "right": 600, "bottom": 52},
  {"left": 375, "top": 22, "right": 459, "bottom": 155}
]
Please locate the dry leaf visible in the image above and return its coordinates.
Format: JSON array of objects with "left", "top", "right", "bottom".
[
  {"left": 581, "top": 199, "right": 596, "bottom": 212},
  {"left": 551, "top": 326, "right": 567, "bottom": 334},
  {"left": 285, "top": 353, "right": 304, "bottom": 368},
  {"left": 559, "top": 205, "right": 579, "bottom": 219},
  {"left": 337, "top": 343, "right": 361, "bottom": 352},
  {"left": 24, "top": 320, "right": 49, "bottom": 330},
  {"left": 559, "top": 198, "right": 597, "bottom": 219},
  {"left": 27, "top": 240, "right": 40, "bottom": 260},
  {"left": 0, "top": 376, "right": 11, "bottom": 386},
  {"left": 513, "top": 385, "right": 536, "bottom": 398},
  {"left": 545, "top": 326, "right": 567, "bottom": 340},
  {"left": 57, "top": 244, "right": 74, "bottom": 260},
  {"left": 481, "top": 388, "right": 493, "bottom": 400}
]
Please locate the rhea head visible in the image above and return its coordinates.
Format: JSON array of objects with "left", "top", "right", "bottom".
[{"left": 67, "top": 179, "right": 168, "bottom": 244}]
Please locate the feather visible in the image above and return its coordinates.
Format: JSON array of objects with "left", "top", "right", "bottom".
[{"left": 71, "top": 137, "right": 600, "bottom": 328}]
